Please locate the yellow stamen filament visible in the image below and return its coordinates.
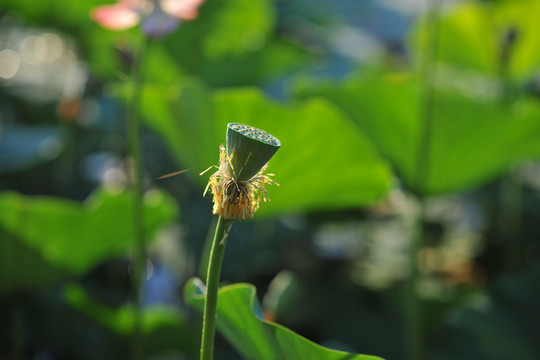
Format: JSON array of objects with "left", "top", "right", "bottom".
[{"left": 204, "top": 145, "right": 277, "bottom": 220}]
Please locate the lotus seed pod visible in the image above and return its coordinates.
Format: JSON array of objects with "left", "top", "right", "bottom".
[{"left": 226, "top": 123, "right": 281, "bottom": 181}]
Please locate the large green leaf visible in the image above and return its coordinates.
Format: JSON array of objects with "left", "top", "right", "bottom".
[
  {"left": 296, "top": 73, "right": 540, "bottom": 195},
  {"left": 65, "top": 283, "right": 196, "bottom": 355},
  {"left": 412, "top": 0, "right": 540, "bottom": 81},
  {"left": 0, "top": 187, "right": 178, "bottom": 294},
  {"left": 198, "top": 0, "right": 274, "bottom": 60},
  {"left": 184, "top": 277, "right": 384, "bottom": 360},
  {"left": 126, "top": 81, "right": 393, "bottom": 216}
]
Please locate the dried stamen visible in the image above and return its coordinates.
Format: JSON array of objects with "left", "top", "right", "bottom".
[{"left": 205, "top": 145, "right": 278, "bottom": 220}]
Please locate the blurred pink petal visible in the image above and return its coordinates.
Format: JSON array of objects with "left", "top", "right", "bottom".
[
  {"left": 161, "top": 0, "right": 205, "bottom": 20},
  {"left": 90, "top": 3, "right": 141, "bottom": 30}
]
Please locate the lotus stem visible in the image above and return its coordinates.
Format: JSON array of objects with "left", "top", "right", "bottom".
[
  {"left": 200, "top": 216, "right": 232, "bottom": 360},
  {"left": 407, "top": 0, "right": 441, "bottom": 359},
  {"left": 127, "top": 35, "right": 149, "bottom": 360},
  {"left": 199, "top": 123, "right": 280, "bottom": 359}
]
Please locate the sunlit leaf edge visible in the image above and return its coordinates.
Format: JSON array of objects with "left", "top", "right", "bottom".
[
  {"left": 294, "top": 72, "right": 540, "bottom": 197},
  {"left": 0, "top": 186, "right": 180, "bottom": 275},
  {"left": 64, "top": 282, "right": 186, "bottom": 336},
  {"left": 184, "top": 277, "right": 385, "bottom": 360}
]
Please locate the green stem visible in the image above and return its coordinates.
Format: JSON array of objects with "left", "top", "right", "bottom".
[
  {"left": 199, "top": 217, "right": 219, "bottom": 282},
  {"left": 405, "top": 199, "right": 425, "bottom": 360},
  {"left": 406, "top": 1, "right": 441, "bottom": 359},
  {"left": 414, "top": 0, "right": 441, "bottom": 192},
  {"left": 127, "top": 35, "right": 150, "bottom": 360},
  {"left": 497, "top": 27, "right": 523, "bottom": 272},
  {"left": 200, "top": 216, "right": 233, "bottom": 360},
  {"left": 500, "top": 172, "right": 523, "bottom": 271}
]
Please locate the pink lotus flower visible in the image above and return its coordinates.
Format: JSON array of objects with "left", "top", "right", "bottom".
[{"left": 90, "top": 0, "right": 204, "bottom": 38}]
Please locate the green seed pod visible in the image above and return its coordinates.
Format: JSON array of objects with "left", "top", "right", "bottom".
[{"left": 226, "top": 123, "right": 281, "bottom": 181}]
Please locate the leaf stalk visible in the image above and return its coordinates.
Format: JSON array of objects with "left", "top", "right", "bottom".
[
  {"left": 200, "top": 216, "right": 233, "bottom": 360},
  {"left": 127, "top": 35, "right": 150, "bottom": 360}
]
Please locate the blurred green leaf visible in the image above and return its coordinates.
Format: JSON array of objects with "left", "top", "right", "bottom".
[
  {"left": 411, "top": 0, "right": 540, "bottom": 81},
  {"left": 296, "top": 72, "right": 540, "bottom": 195},
  {"left": 84, "top": 28, "right": 135, "bottom": 80},
  {"left": 0, "top": 187, "right": 179, "bottom": 294},
  {"left": 119, "top": 80, "right": 393, "bottom": 216},
  {"left": 161, "top": 0, "right": 308, "bottom": 86},
  {"left": 65, "top": 283, "right": 196, "bottom": 355},
  {"left": 200, "top": 0, "right": 274, "bottom": 60},
  {"left": 412, "top": 2, "right": 497, "bottom": 75},
  {"left": 184, "top": 277, "right": 384, "bottom": 360},
  {"left": 194, "top": 38, "right": 308, "bottom": 87},
  {"left": 65, "top": 283, "right": 178, "bottom": 335},
  {"left": 0, "top": 0, "right": 103, "bottom": 27}
]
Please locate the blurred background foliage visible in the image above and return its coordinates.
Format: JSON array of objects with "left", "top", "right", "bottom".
[{"left": 1, "top": 0, "right": 540, "bottom": 359}]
